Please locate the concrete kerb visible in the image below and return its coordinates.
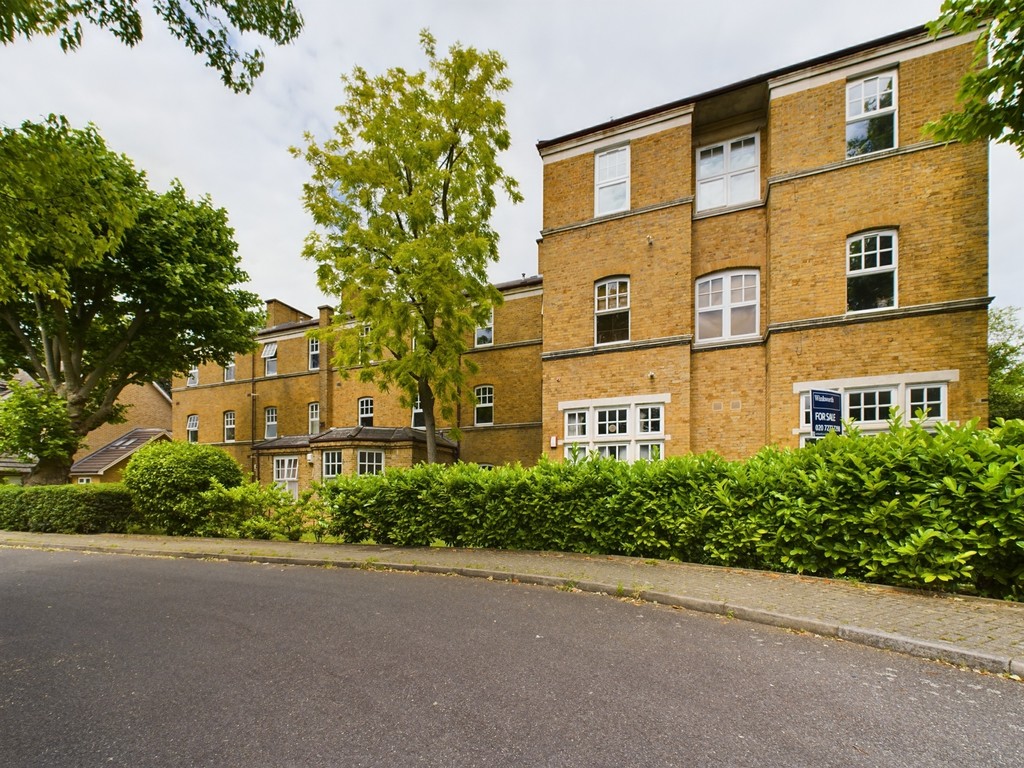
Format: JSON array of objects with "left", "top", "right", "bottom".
[{"left": 4, "top": 535, "right": 1022, "bottom": 677}]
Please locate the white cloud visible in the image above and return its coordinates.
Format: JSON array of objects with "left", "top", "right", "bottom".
[{"left": 1, "top": 0, "right": 1020, "bottom": 309}]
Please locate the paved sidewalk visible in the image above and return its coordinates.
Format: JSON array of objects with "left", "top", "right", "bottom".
[{"left": 2, "top": 530, "right": 1023, "bottom": 677}]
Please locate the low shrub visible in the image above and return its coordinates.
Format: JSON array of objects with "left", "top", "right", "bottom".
[
  {"left": 321, "top": 419, "right": 1024, "bottom": 599},
  {"left": 123, "top": 441, "right": 244, "bottom": 535},
  {"left": 0, "top": 483, "right": 135, "bottom": 534}
]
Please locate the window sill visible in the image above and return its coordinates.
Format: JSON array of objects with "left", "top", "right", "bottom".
[
  {"left": 692, "top": 335, "right": 763, "bottom": 351},
  {"left": 692, "top": 198, "right": 764, "bottom": 221}
]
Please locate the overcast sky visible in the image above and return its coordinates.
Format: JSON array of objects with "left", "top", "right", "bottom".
[{"left": 2, "top": 0, "right": 1021, "bottom": 312}]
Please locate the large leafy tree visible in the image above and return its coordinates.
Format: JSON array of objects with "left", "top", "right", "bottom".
[
  {"left": 927, "top": 1, "right": 1024, "bottom": 156},
  {"left": 0, "top": 0, "right": 303, "bottom": 93},
  {"left": 292, "top": 30, "right": 522, "bottom": 463},
  {"left": 0, "top": 117, "right": 262, "bottom": 484},
  {"left": 988, "top": 306, "right": 1024, "bottom": 424}
]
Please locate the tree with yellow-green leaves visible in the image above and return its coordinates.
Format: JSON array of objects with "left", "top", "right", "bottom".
[{"left": 292, "top": 30, "right": 522, "bottom": 464}]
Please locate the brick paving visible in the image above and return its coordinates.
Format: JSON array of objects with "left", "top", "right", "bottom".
[{"left": 2, "top": 531, "right": 1022, "bottom": 676}]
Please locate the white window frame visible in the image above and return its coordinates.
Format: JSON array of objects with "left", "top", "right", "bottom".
[
  {"left": 695, "top": 270, "right": 760, "bottom": 343},
  {"left": 475, "top": 309, "right": 494, "bottom": 347},
  {"left": 223, "top": 411, "right": 236, "bottom": 443},
  {"left": 186, "top": 414, "right": 199, "bottom": 443},
  {"left": 594, "top": 145, "right": 629, "bottom": 216},
  {"left": 261, "top": 342, "right": 278, "bottom": 377},
  {"left": 322, "top": 450, "right": 343, "bottom": 479},
  {"left": 186, "top": 367, "right": 199, "bottom": 387},
  {"left": 558, "top": 395, "right": 671, "bottom": 463},
  {"left": 846, "top": 70, "right": 897, "bottom": 158},
  {"left": 908, "top": 384, "right": 946, "bottom": 421},
  {"left": 474, "top": 385, "right": 494, "bottom": 426},
  {"left": 696, "top": 133, "right": 760, "bottom": 212},
  {"left": 273, "top": 456, "right": 300, "bottom": 499},
  {"left": 77, "top": 477, "right": 92, "bottom": 484},
  {"left": 794, "top": 373, "right": 953, "bottom": 443},
  {"left": 308, "top": 337, "right": 320, "bottom": 370},
  {"left": 358, "top": 397, "right": 374, "bottom": 427},
  {"left": 358, "top": 450, "right": 385, "bottom": 475},
  {"left": 595, "top": 277, "right": 630, "bottom": 345},
  {"left": 847, "top": 231, "right": 897, "bottom": 313},
  {"left": 264, "top": 406, "right": 277, "bottom": 440},
  {"left": 308, "top": 402, "right": 320, "bottom": 435},
  {"left": 223, "top": 361, "right": 235, "bottom": 382}
]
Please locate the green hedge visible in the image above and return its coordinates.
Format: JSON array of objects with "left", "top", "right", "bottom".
[
  {"left": 0, "top": 483, "right": 136, "bottom": 534},
  {"left": 321, "top": 419, "right": 1024, "bottom": 599}
]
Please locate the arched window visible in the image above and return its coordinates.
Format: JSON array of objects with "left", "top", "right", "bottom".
[
  {"left": 595, "top": 277, "right": 630, "bottom": 344},
  {"left": 695, "top": 270, "right": 759, "bottom": 343}
]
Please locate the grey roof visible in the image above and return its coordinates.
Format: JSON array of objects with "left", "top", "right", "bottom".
[
  {"left": 311, "top": 426, "right": 457, "bottom": 448},
  {"left": 70, "top": 428, "right": 171, "bottom": 476},
  {"left": 0, "top": 455, "right": 34, "bottom": 474},
  {"left": 253, "top": 435, "right": 312, "bottom": 451}
]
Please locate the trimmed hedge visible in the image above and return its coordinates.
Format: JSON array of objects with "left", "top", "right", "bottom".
[
  {"left": 0, "top": 483, "right": 136, "bottom": 534},
  {"left": 321, "top": 419, "right": 1024, "bottom": 599}
]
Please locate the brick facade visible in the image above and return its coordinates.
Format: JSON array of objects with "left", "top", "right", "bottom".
[{"left": 173, "top": 25, "right": 989, "bottom": 487}]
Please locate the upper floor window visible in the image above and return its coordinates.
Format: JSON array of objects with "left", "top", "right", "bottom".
[
  {"left": 186, "top": 367, "right": 199, "bottom": 387},
  {"left": 474, "top": 385, "right": 494, "bottom": 426},
  {"left": 261, "top": 342, "right": 278, "bottom": 376},
  {"left": 595, "top": 278, "right": 630, "bottom": 345},
  {"left": 846, "top": 71, "right": 896, "bottom": 157},
  {"left": 696, "top": 270, "right": 759, "bottom": 343},
  {"left": 265, "top": 406, "right": 278, "bottom": 439},
  {"left": 223, "top": 361, "right": 235, "bottom": 382},
  {"left": 475, "top": 309, "right": 494, "bottom": 347},
  {"left": 308, "top": 402, "right": 320, "bottom": 435},
  {"left": 186, "top": 414, "right": 199, "bottom": 443},
  {"left": 412, "top": 395, "right": 425, "bottom": 429},
  {"left": 308, "top": 337, "right": 320, "bottom": 370},
  {"left": 595, "top": 146, "right": 629, "bottom": 216},
  {"left": 223, "top": 411, "right": 235, "bottom": 442},
  {"left": 696, "top": 134, "right": 759, "bottom": 212},
  {"left": 358, "top": 397, "right": 374, "bottom": 427},
  {"left": 847, "top": 231, "right": 896, "bottom": 313}
]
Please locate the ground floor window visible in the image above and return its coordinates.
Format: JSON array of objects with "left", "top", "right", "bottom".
[
  {"left": 77, "top": 477, "right": 92, "bottom": 484},
  {"left": 186, "top": 414, "right": 198, "bottom": 443},
  {"left": 273, "top": 456, "right": 299, "bottom": 498},
  {"left": 559, "top": 395, "right": 669, "bottom": 462},
  {"left": 794, "top": 372, "right": 953, "bottom": 445},
  {"left": 322, "top": 451, "right": 342, "bottom": 479},
  {"left": 358, "top": 450, "right": 385, "bottom": 475}
]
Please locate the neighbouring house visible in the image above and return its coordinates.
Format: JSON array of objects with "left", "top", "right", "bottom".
[
  {"left": 1, "top": 379, "right": 173, "bottom": 485},
  {"left": 172, "top": 23, "right": 989, "bottom": 493},
  {"left": 70, "top": 428, "right": 172, "bottom": 484}
]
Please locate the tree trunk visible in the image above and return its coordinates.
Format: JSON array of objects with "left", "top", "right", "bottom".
[
  {"left": 419, "top": 379, "right": 438, "bottom": 464},
  {"left": 26, "top": 455, "right": 72, "bottom": 486}
]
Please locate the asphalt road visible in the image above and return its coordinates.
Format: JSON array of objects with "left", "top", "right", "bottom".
[{"left": 1, "top": 549, "right": 1022, "bottom": 767}]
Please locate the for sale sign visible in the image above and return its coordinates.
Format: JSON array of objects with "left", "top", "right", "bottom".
[{"left": 810, "top": 390, "right": 842, "bottom": 437}]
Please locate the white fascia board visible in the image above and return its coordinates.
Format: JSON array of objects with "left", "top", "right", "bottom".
[
  {"left": 540, "top": 106, "right": 693, "bottom": 164},
  {"left": 770, "top": 30, "right": 980, "bottom": 99}
]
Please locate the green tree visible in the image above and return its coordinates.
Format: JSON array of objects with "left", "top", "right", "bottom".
[
  {"left": 988, "top": 306, "right": 1024, "bottom": 424},
  {"left": 0, "top": 117, "right": 262, "bottom": 484},
  {"left": 292, "top": 30, "right": 522, "bottom": 463},
  {"left": 927, "top": 1, "right": 1024, "bottom": 156},
  {"left": 0, "top": 0, "right": 303, "bottom": 93},
  {"left": 0, "top": 382, "right": 82, "bottom": 470}
]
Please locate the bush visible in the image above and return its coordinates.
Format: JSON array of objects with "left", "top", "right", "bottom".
[
  {"left": 321, "top": 419, "right": 1024, "bottom": 600},
  {"left": 0, "top": 483, "right": 135, "bottom": 533},
  {"left": 196, "top": 479, "right": 304, "bottom": 540},
  {"left": 123, "top": 441, "right": 244, "bottom": 535}
]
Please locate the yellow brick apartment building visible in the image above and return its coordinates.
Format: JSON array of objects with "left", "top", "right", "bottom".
[
  {"left": 537, "top": 24, "right": 988, "bottom": 462},
  {"left": 173, "top": 24, "right": 989, "bottom": 486}
]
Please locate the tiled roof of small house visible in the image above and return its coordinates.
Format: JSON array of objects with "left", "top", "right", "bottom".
[
  {"left": 70, "top": 428, "right": 171, "bottom": 476},
  {"left": 311, "top": 426, "right": 457, "bottom": 448}
]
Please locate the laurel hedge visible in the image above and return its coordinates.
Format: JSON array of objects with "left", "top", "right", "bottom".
[
  {"left": 320, "top": 418, "right": 1024, "bottom": 599},
  {"left": 0, "top": 483, "right": 136, "bottom": 534}
]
